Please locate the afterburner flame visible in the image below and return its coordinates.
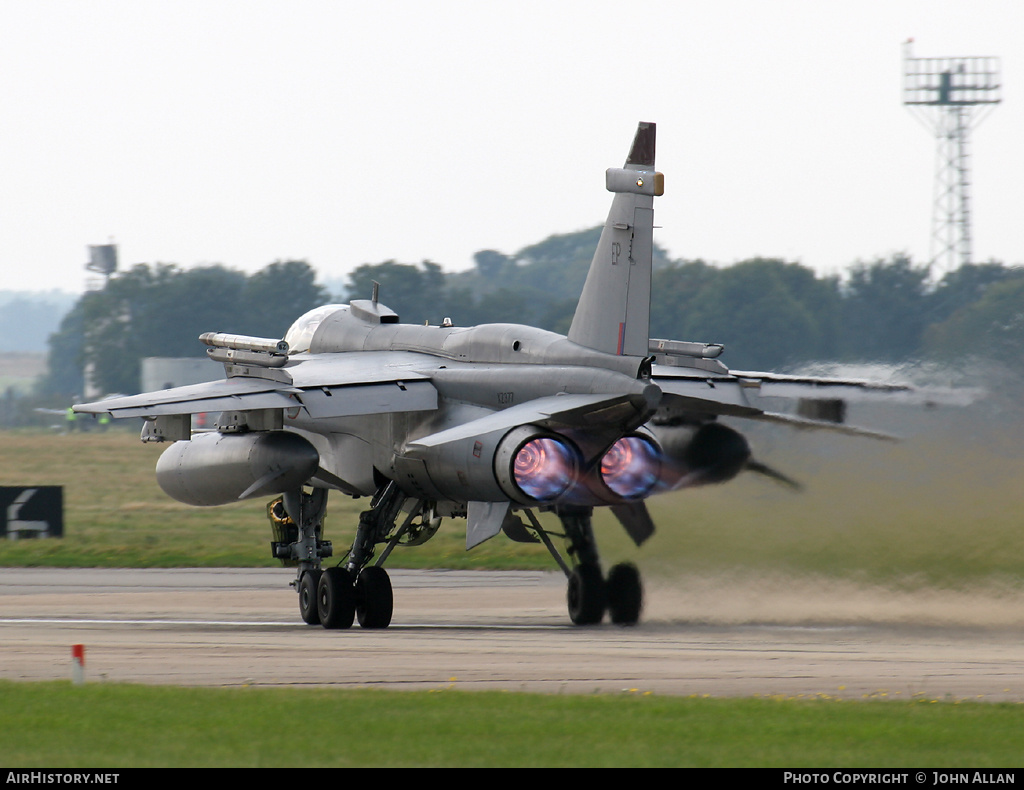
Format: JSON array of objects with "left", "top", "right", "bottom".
[
  {"left": 601, "top": 435, "right": 661, "bottom": 499},
  {"left": 512, "top": 437, "right": 577, "bottom": 502}
]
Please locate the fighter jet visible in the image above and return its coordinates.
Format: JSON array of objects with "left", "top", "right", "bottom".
[{"left": 75, "top": 122, "right": 911, "bottom": 629}]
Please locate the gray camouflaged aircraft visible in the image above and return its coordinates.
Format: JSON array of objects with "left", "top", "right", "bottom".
[{"left": 75, "top": 122, "right": 910, "bottom": 629}]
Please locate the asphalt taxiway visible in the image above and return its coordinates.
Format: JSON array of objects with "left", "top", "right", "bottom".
[{"left": 1, "top": 567, "right": 1022, "bottom": 700}]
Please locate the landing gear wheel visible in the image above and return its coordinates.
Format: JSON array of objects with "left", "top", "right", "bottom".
[
  {"left": 317, "top": 567, "right": 356, "bottom": 629},
  {"left": 606, "top": 563, "right": 643, "bottom": 626},
  {"left": 356, "top": 566, "right": 393, "bottom": 629},
  {"left": 567, "top": 564, "right": 606, "bottom": 625},
  {"left": 298, "top": 569, "right": 322, "bottom": 625}
]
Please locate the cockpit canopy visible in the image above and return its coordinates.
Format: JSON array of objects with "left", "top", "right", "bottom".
[{"left": 283, "top": 304, "right": 347, "bottom": 353}]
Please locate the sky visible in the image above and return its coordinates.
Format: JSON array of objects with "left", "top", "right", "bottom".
[{"left": 1, "top": 0, "right": 1022, "bottom": 295}]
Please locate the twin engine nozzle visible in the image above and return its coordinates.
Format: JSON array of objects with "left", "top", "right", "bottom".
[
  {"left": 495, "top": 421, "right": 753, "bottom": 506},
  {"left": 495, "top": 426, "right": 664, "bottom": 506}
]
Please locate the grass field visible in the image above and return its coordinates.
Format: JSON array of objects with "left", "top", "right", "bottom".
[
  {"left": 0, "top": 427, "right": 554, "bottom": 569},
  {"left": 2, "top": 404, "right": 1024, "bottom": 589},
  {"left": 2, "top": 681, "right": 1023, "bottom": 767}
]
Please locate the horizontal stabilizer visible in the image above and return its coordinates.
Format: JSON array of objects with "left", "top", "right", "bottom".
[
  {"left": 745, "top": 459, "right": 803, "bottom": 491},
  {"left": 751, "top": 411, "right": 898, "bottom": 441}
]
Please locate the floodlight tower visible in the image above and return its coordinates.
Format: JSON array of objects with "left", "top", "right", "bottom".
[{"left": 903, "top": 40, "right": 1001, "bottom": 275}]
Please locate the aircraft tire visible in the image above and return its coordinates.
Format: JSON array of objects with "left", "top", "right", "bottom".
[
  {"left": 298, "top": 569, "right": 322, "bottom": 625},
  {"left": 318, "top": 567, "right": 356, "bottom": 629},
  {"left": 606, "top": 562, "right": 643, "bottom": 626},
  {"left": 567, "top": 564, "right": 606, "bottom": 625},
  {"left": 356, "top": 566, "right": 393, "bottom": 629}
]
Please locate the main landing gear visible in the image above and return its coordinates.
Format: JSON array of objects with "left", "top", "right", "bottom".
[
  {"left": 272, "top": 487, "right": 642, "bottom": 628},
  {"left": 271, "top": 482, "right": 439, "bottom": 630},
  {"left": 513, "top": 505, "right": 644, "bottom": 626}
]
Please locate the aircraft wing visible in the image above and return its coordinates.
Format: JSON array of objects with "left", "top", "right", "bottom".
[
  {"left": 74, "top": 377, "right": 300, "bottom": 418},
  {"left": 730, "top": 370, "right": 914, "bottom": 401},
  {"left": 651, "top": 371, "right": 763, "bottom": 418},
  {"left": 73, "top": 351, "right": 439, "bottom": 420},
  {"left": 651, "top": 367, "right": 903, "bottom": 439}
]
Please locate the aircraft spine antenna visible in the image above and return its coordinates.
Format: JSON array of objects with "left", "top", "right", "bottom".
[{"left": 568, "top": 122, "right": 662, "bottom": 358}]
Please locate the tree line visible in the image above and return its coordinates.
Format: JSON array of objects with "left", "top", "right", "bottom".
[
  {"left": 346, "top": 228, "right": 1024, "bottom": 372},
  {"left": 35, "top": 226, "right": 1024, "bottom": 402},
  {"left": 40, "top": 260, "right": 327, "bottom": 398}
]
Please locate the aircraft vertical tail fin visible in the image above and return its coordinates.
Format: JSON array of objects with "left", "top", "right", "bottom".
[{"left": 568, "top": 122, "right": 663, "bottom": 357}]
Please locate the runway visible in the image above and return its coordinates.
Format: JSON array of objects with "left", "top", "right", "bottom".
[{"left": 2, "top": 567, "right": 1023, "bottom": 700}]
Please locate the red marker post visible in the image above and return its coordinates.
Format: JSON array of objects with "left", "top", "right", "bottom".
[{"left": 71, "top": 644, "right": 85, "bottom": 685}]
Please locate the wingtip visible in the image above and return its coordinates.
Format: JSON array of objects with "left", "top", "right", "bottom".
[{"left": 625, "top": 122, "right": 656, "bottom": 167}]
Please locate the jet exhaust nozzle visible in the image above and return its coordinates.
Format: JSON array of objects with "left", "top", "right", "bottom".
[
  {"left": 156, "top": 430, "right": 319, "bottom": 507},
  {"left": 407, "top": 420, "right": 751, "bottom": 508},
  {"left": 599, "top": 434, "right": 662, "bottom": 500},
  {"left": 495, "top": 427, "right": 581, "bottom": 504},
  {"left": 650, "top": 421, "right": 752, "bottom": 489},
  {"left": 501, "top": 430, "right": 665, "bottom": 507},
  {"left": 510, "top": 436, "right": 578, "bottom": 502}
]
